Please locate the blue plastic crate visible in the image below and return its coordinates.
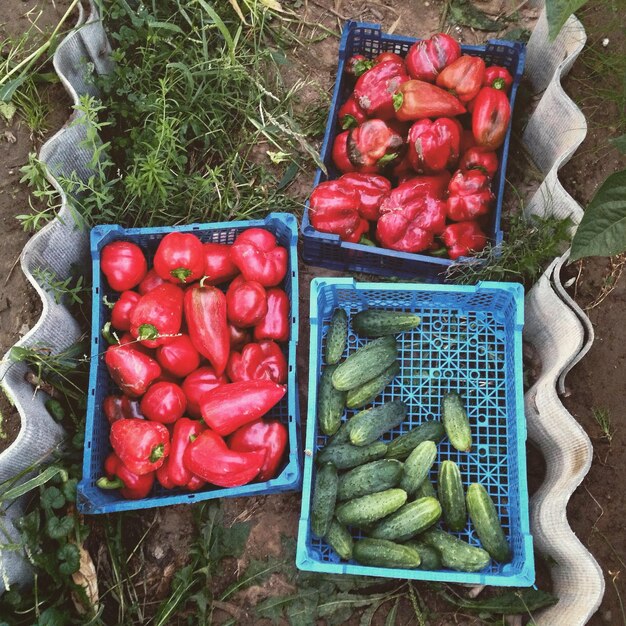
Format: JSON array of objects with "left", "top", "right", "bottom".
[
  {"left": 301, "top": 21, "right": 526, "bottom": 281},
  {"left": 77, "top": 213, "right": 301, "bottom": 514},
  {"left": 297, "top": 278, "right": 534, "bottom": 586}
]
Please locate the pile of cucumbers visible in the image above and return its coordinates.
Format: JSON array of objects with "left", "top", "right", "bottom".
[{"left": 312, "top": 307, "right": 511, "bottom": 572}]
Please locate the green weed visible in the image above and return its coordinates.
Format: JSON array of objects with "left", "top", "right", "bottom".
[
  {"left": 592, "top": 407, "right": 614, "bottom": 442},
  {"left": 31, "top": 268, "right": 89, "bottom": 306}
]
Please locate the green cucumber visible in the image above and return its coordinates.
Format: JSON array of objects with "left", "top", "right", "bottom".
[
  {"left": 466, "top": 483, "right": 511, "bottom": 562},
  {"left": 353, "top": 539, "right": 421, "bottom": 569},
  {"left": 316, "top": 442, "right": 388, "bottom": 470},
  {"left": 415, "top": 479, "right": 437, "bottom": 500},
  {"left": 337, "top": 459, "right": 403, "bottom": 501},
  {"left": 385, "top": 420, "right": 445, "bottom": 460},
  {"left": 404, "top": 541, "right": 443, "bottom": 570},
  {"left": 317, "top": 365, "right": 346, "bottom": 436},
  {"left": 336, "top": 488, "right": 407, "bottom": 527},
  {"left": 421, "top": 528, "right": 490, "bottom": 572},
  {"left": 400, "top": 440, "right": 437, "bottom": 496},
  {"left": 324, "top": 420, "right": 350, "bottom": 448},
  {"left": 442, "top": 392, "right": 472, "bottom": 452},
  {"left": 346, "top": 361, "right": 400, "bottom": 409},
  {"left": 311, "top": 463, "right": 338, "bottom": 538},
  {"left": 332, "top": 337, "right": 398, "bottom": 391},
  {"left": 325, "top": 308, "right": 348, "bottom": 365},
  {"left": 347, "top": 400, "right": 407, "bottom": 446},
  {"left": 438, "top": 460, "right": 467, "bottom": 532},
  {"left": 352, "top": 310, "right": 421, "bottom": 337},
  {"left": 325, "top": 519, "right": 353, "bottom": 560},
  {"left": 370, "top": 497, "right": 441, "bottom": 541}
]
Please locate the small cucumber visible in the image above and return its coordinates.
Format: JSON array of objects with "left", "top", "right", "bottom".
[
  {"left": 370, "top": 497, "right": 441, "bottom": 541},
  {"left": 442, "top": 392, "right": 472, "bottom": 452},
  {"left": 385, "top": 420, "right": 445, "bottom": 460},
  {"left": 336, "top": 488, "right": 407, "bottom": 528},
  {"left": 332, "top": 337, "right": 398, "bottom": 391},
  {"left": 438, "top": 460, "right": 467, "bottom": 532},
  {"left": 415, "top": 479, "right": 437, "bottom": 500},
  {"left": 421, "top": 528, "right": 491, "bottom": 572},
  {"left": 400, "top": 440, "right": 437, "bottom": 496},
  {"left": 352, "top": 310, "right": 421, "bottom": 337},
  {"left": 325, "top": 308, "right": 348, "bottom": 365},
  {"left": 317, "top": 442, "right": 388, "bottom": 470},
  {"left": 346, "top": 361, "right": 400, "bottom": 409},
  {"left": 347, "top": 400, "right": 407, "bottom": 446},
  {"left": 311, "top": 463, "right": 338, "bottom": 538},
  {"left": 317, "top": 365, "right": 346, "bottom": 436},
  {"left": 353, "top": 539, "right": 421, "bottom": 569},
  {"left": 337, "top": 459, "right": 403, "bottom": 501},
  {"left": 404, "top": 540, "right": 443, "bottom": 570},
  {"left": 325, "top": 519, "right": 353, "bottom": 560},
  {"left": 466, "top": 483, "right": 511, "bottom": 562}
]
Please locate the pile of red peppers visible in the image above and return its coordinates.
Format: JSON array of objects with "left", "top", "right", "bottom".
[
  {"left": 97, "top": 228, "right": 291, "bottom": 499},
  {"left": 309, "top": 33, "right": 514, "bottom": 260}
]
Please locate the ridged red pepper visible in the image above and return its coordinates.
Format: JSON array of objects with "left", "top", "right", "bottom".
[
  {"left": 110, "top": 291, "right": 141, "bottom": 332},
  {"left": 139, "top": 381, "right": 187, "bottom": 424},
  {"left": 230, "top": 229, "right": 287, "bottom": 288},
  {"left": 346, "top": 119, "right": 404, "bottom": 173},
  {"left": 203, "top": 242, "right": 239, "bottom": 285},
  {"left": 309, "top": 180, "right": 362, "bottom": 241},
  {"left": 130, "top": 283, "right": 184, "bottom": 348},
  {"left": 483, "top": 66, "right": 513, "bottom": 92},
  {"left": 447, "top": 169, "right": 495, "bottom": 221},
  {"left": 442, "top": 221, "right": 488, "bottom": 259},
  {"left": 154, "top": 232, "right": 205, "bottom": 284},
  {"left": 393, "top": 80, "right": 466, "bottom": 121},
  {"left": 182, "top": 366, "right": 228, "bottom": 418},
  {"left": 98, "top": 453, "right": 154, "bottom": 499},
  {"left": 229, "top": 324, "right": 252, "bottom": 350},
  {"left": 105, "top": 344, "right": 161, "bottom": 398},
  {"left": 155, "top": 334, "right": 200, "bottom": 378},
  {"left": 378, "top": 172, "right": 451, "bottom": 213},
  {"left": 101, "top": 241, "right": 147, "bottom": 292},
  {"left": 460, "top": 147, "right": 498, "bottom": 179},
  {"left": 138, "top": 269, "right": 167, "bottom": 295},
  {"left": 226, "top": 275, "right": 268, "bottom": 328},
  {"left": 354, "top": 60, "right": 410, "bottom": 120},
  {"left": 254, "top": 288, "right": 290, "bottom": 342},
  {"left": 338, "top": 95, "right": 368, "bottom": 130},
  {"left": 103, "top": 395, "right": 144, "bottom": 424},
  {"left": 436, "top": 55, "right": 486, "bottom": 103},
  {"left": 407, "top": 117, "right": 461, "bottom": 174},
  {"left": 339, "top": 172, "right": 391, "bottom": 221},
  {"left": 405, "top": 34, "right": 461, "bottom": 82},
  {"left": 167, "top": 417, "right": 205, "bottom": 487},
  {"left": 472, "top": 87, "right": 511, "bottom": 150},
  {"left": 227, "top": 341, "right": 287, "bottom": 384},
  {"left": 110, "top": 419, "right": 170, "bottom": 475}
]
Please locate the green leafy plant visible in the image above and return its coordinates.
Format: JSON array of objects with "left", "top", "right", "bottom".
[
  {"left": 31, "top": 268, "right": 89, "bottom": 307},
  {"left": 592, "top": 407, "right": 614, "bottom": 442},
  {"left": 546, "top": 0, "right": 589, "bottom": 40}
]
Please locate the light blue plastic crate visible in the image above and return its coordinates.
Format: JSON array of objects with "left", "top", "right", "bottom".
[
  {"left": 297, "top": 278, "right": 534, "bottom": 586},
  {"left": 77, "top": 213, "right": 301, "bottom": 514}
]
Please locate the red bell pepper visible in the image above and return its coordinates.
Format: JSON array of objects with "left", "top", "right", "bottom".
[
  {"left": 103, "top": 395, "right": 144, "bottom": 424},
  {"left": 138, "top": 269, "right": 167, "bottom": 295},
  {"left": 254, "top": 288, "right": 290, "bottom": 343},
  {"left": 460, "top": 129, "right": 476, "bottom": 154},
  {"left": 460, "top": 147, "right": 498, "bottom": 179},
  {"left": 347, "top": 119, "right": 404, "bottom": 173},
  {"left": 407, "top": 117, "right": 461, "bottom": 174},
  {"left": 230, "top": 229, "right": 288, "bottom": 288},
  {"left": 182, "top": 366, "right": 228, "bottom": 418},
  {"left": 184, "top": 429, "right": 265, "bottom": 487},
  {"left": 405, "top": 33, "right": 461, "bottom": 82},
  {"left": 354, "top": 60, "right": 410, "bottom": 120},
  {"left": 167, "top": 417, "right": 205, "bottom": 487},
  {"left": 332, "top": 131, "right": 357, "bottom": 173},
  {"left": 226, "top": 275, "right": 268, "bottom": 328},
  {"left": 110, "top": 291, "right": 141, "bottom": 332},
  {"left": 229, "top": 419, "right": 288, "bottom": 481},
  {"left": 154, "top": 232, "right": 205, "bottom": 284},
  {"left": 338, "top": 95, "right": 368, "bottom": 130},
  {"left": 483, "top": 66, "right": 513, "bottom": 92},
  {"left": 156, "top": 459, "right": 205, "bottom": 491},
  {"left": 203, "top": 242, "right": 239, "bottom": 285},
  {"left": 309, "top": 180, "right": 362, "bottom": 242},
  {"left": 98, "top": 453, "right": 154, "bottom": 499},
  {"left": 227, "top": 341, "right": 287, "bottom": 384},
  {"left": 184, "top": 282, "right": 230, "bottom": 375},
  {"left": 105, "top": 344, "right": 161, "bottom": 397},
  {"left": 130, "top": 283, "right": 184, "bottom": 348},
  {"left": 442, "top": 221, "right": 488, "bottom": 259},
  {"left": 338, "top": 173, "right": 391, "bottom": 221},
  {"left": 155, "top": 334, "right": 200, "bottom": 378},
  {"left": 345, "top": 54, "right": 371, "bottom": 77},
  {"left": 436, "top": 55, "right": 486, "bottom": 103},
  {"left": 393, "top": 80, "right": 466, "bottom": 121},
  {"left": 229, "top": 323, "right": 252, "bottom": 350},
  {"left": 447, "top": 169, "right": 495, "bottom": 221},
  {"left": 472, "top": 87, "right": 511, "bottom": 150},
  {"left": 139, "top": 381, "right": 187, "bottom": 424},
  {"left": 101, "top": 241, "right": 147, "bottom": 292},
  {"left": 392, "top": 154, "right": 416, "bottom": 183},
  {"left": 110, "top": 419, "right": 170, "bottom": 475},
  {"left": 375, "top": 51, "right": 406, "bottom": 66},
  {"left": 378, "top": 173, "right": 451, "bottom": 214}
]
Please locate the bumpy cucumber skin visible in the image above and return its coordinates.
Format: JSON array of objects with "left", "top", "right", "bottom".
[
  {"left": 311, "top": 463, "right": 338, "bottom": 538},
  {"left": 337, "top": 459, "right": 403, "bottom": 501},
  {"left": 335, "top": 488, "right": 407, "bottom": 527},
  {"left": 466, "top": 483, "right": 511, "bottom": 562},
  {"left": 385, "top": 421, "right": 445, "bottom": 460},
  {"left": 347, "top": 400, "right": 407, "bottom": 446},
  {"left": 346, "top": 361, "right": 400, "bottom": 409},
  {"left": 415, "top": 479, "right": 437, "bottom": 500},
  {"left": 326, "top": 308, "right": 348, "bottom": 365},
  {"left": 332, "top": 337, "right": 398, "bottom": 391},
  {"left": 404, "top": 541, "right": 443, "bottom": 570},
  {"left": 421, "top": 528, "right": 491, "bottom": 572},
  {"left": 353, "top": 539, "right": 421, "bottom": 568},
  {"left": 352, "top": 310, "right": 421, "bottom": 338},
  {"left": 325, "top": 519, "right": 354, "bottom": 560},
  {"left": 400, "top": 440, "right": 437, "bottom": 496},
  {"left": 318, "top": 365, "right": 346, "bottom": 436},
  {"left": 438, "top": 460, "right": 467, "bottom": 532},
  {"left": 316, "top": 442, "right": 388, "bottom": 470},
  {"left": 442, "top": 392, "right": 472, "bottom": 452},
  {"left": 324, "top": 420, "right": 350, "bottom": 448},
  {"left": 370, "top": 497, "right": 442, "bottom": 541}
]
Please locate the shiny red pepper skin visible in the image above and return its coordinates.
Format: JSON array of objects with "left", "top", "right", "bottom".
[
  {"left": 407, "top": 117, "right": 461, "bottom": 174},
  {"left": 130, "top": 283, "right": 184, "bottom": 348},
  {"left": 338, "top": 96, "right": 368, "bottom": 130},
  {"left": 110, "top": 419, "right": 170, "bottom": 475},
  {"left": 227, "top": 341, "right": 288, "bottom": 384},
  {"left": 447, "top": 169, "right": 495, "bottom": 221},
  {"left": 99, "top": 453, "right": 155, "bottom": 499},
  {"left": 405, "top": 34, "right": 461, "bottom": 82},
  {"left": 226, "top": 275, "right": 268, "bottom": 328},
  {"left": 103, "top": 395, "right": 144, "bottom": 424},
  {"left": 347, "top": 119, "right": 404, "bottom": 172},
  {"left": 460, "top": 147, "right": 498, "bottom": 179},
  {"left": 436, "top": 55, "right": 486, "bottom": 103},
  {"left": 203, "top": 242, "right": 239, "bottom": 285},
  {"left": 230, "top": 229, "right": 288, "bottom": 288},
  {"left": 378, "top": 172, "right": 451, "bottom": 214},
  {"left": 101, "top": 241, "right": 147, "bottom": 292},
  {"left": 309, "top": 180, "right": 362, "bottom": 241},
  {"left": 140, "top": 381, "right": 187, "bottom": 424},
  {"left": 229, "top": 419, "right": 288, "bottom": 481},
  {"left": 254, "top": 288, "right": 290, "bottom": 342},
  {"left": 460, "top": 129, "right": 477, "bottom": 154},
  {"left": 375, "top": 51, "right": 406, "bottom": 66},
  {"left": 105, "top": 344, "right": 162, "bottom": 398},
  {"left": 442, "top": 221, "right": 488, "bottom": 259},
  {"left": 168, "top": 417, "right": 205, "bottom": 487},
  {"left": 229, "top": 324, "right": 252, "bottom": 351},
  {"left": 338, "top": 173, "right": 391, "bottom": 221},
  {"left": 332, "top": 131, "right": 357, "bottom": 173},
  {"left": 156, "top": 334, "right": 200, "bottom": 378},
  {"left": 154, "top": 232, "right": 205, "bottom": 285},
  {"left": 182, "top": 366, "right": 228, "bottom": 418},
  {"left": 110, "top": 291, "right": 141, "bottom": 331},
  {"left": 472, "top": 87, "right": 511, "bottom": 150},
  {"left": 483, "top": 66, "right": 513, "bottom": 92},
  {"left": 354, "top": 60, "right": 410, "bottom": 120},
  {"left": 393, "top": 80, "right": 466, "bottom": 121},
  {"left": 138, "top": 269, "right": 167, "bottom": 295},
  {"left": 156, "top": 459, "right": 205, "bottom": 491}
]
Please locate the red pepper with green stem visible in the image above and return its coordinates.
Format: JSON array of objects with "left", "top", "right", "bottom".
[
  {"left": 110, "top": 419, "right": 170, "bottom": 475},
  {"left": 472, "top": 86, "right": 511, "bottom": 150},
  {"left": 227, "top": 341, "right": 287, "bottom": 384},
  {"left": 338, "top": 96, "right": 368, "bottom": 130},
  {"left": 105, "top": 344, "right": 161, "bottom": 397},
  {"left": 354, "top": 60, "right": 410, "bottom": 120},
  {"left": 230, "top": 229, "right": 287, "bottom": 288},
  {"left": 442, "top": 221, "right": 488, "bottom": 259},
  {"left": 407, "top": 117, "right": 462, "bottom": 174},
  {"left": 140, "top": 381, "right": 187, "bottom": 424},
  {"left": 436, "top": 55, "right": 486, "bottom": 103},
  {"left": 98, "top": 453, "right": 154, "bottom": 499},
  {"left": 405, "top": 33, "right": 461, "bottom": 82},
  {"left": 483, "top": 66, "right": 513, "bottom": 92},
  {"left": 154, "top": 232, "right": 205, "bottom": 284},
  {"left": 254, "top": 288, "right": 290, "bottom": 342},
  {"left": 182, "top": 366, "right": 228, "bottom": 418},
  {"left": 460, "top": 147, "right": 498, "bottom": 179},
  {"left": 447, "top": 169, "right": 495, "bottom": 221},
  {"left": 109, "top": 291, "right": 141, "bottom": 332},
  {"left": 130, "top": 283, "right": 184, "bottom": 348},
  {"left": 155, "top": 334, "right": 200, "bottom": 378},
  {"left": 347, "top": 119, "right": 404, "bottom": 173},
  {"left": 393, "top": 80, "right": 466, "bottom": 121},
  {"left": 345, "top": 54, "right": 371, "bottom": 77},
  {"left": 226, "top": 275, "right": 268, "bottom": 328}
]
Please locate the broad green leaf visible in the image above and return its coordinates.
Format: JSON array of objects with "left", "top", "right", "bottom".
[
  {"left": 0, "top": 76, "right": 27, "bottom": 103},
  {"left": 569, "top": 169, "right": 626, "bottom": 261},
  {"left": 35, "top": 607, "right": 68, "bottom": 626},
  {"left": 545, "top": 0, "right": 588, "bottom": 40},
  {"left": 1, "top": 467, "right": 67, "bottom": 501},
  {"left": 57, "top": 543, "right": 80, "bottom": 575},
  {"left": 46, "top": 515, "right": 75, "bottom": 540},
  {"left": 609, "top": 134, "right": 626, "bottom": 154},
  {"left": 40, "top": 486, "right": 66, "bottom": 510}
]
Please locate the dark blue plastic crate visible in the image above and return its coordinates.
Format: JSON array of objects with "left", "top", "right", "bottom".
[
  {"left": 301, "top": 21, "right": 526, "bottom": 281},
  {"left": 297, "top": 278, "right": 534, "bottom": 586},
  {"left": 77, "top": 213, "right": 301, "bottom": 514}
]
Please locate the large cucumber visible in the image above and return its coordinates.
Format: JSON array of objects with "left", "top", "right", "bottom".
[
  {"left": 353, "top": 539, "right": 421, "bottom": 569},
  {"left": 442, "top": 392, "right": 472, "bottom": 452},
  {"left": 404, "top": 540, "right": 443, "bottom": 570},
  {"left": 317, "top": 365, "right": 346, "bottom": 436},
  {"left": 370, "top": 497, "right": 441, "bottom": 541},
  {"left": 385, "top": 421, "right": 445, "bottom": 460},
  {"left": 325, "top": 519, "right": 353, "bottom": 560},
  {"left": 347, "top": 400, "right": 407, "bottom": 446},
  {"left": 316, "top": 442, "right": 388, "bottom": 470},
  {"left": 337, "top": 459, "right": 403, "bottom": 501},
  {"left": 438, "top": 460, "right": 467, "bottom": 532},
  {"left": 346, "top": 361, "right": 400, "bottom": 409},
  {"left": 400, "top": 440, "right": 437, "bottom": 496},
  {"left": 421, "top": 528, "right": 491, "bottom": 572},
  {"left": 415, "top": 479, "right": 437, "bottom": 500},
  {"left": 332, "top": 337, "right": 398, "bottom": 391},
  {"left": 324, "top": 420, "right": 350, "bottom": 448},
  {"left": 352, "top": 310, "right": 421, "bottom": 337},
  {"left": 325, "top": 308, "right": 348, "bottom": 365},
  {"left": 311, "top": 463, "right": 338, "bottom": 538},
  {"left": 335, "top": 488, "right": 407, "bottom": 527},
  {"left": 466, "top": 483, "right": 511, "bottom": 562}
]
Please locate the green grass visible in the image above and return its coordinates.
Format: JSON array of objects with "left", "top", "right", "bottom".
[{"left": 592, "top": 407, "right": 614, "bottom": 442}]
